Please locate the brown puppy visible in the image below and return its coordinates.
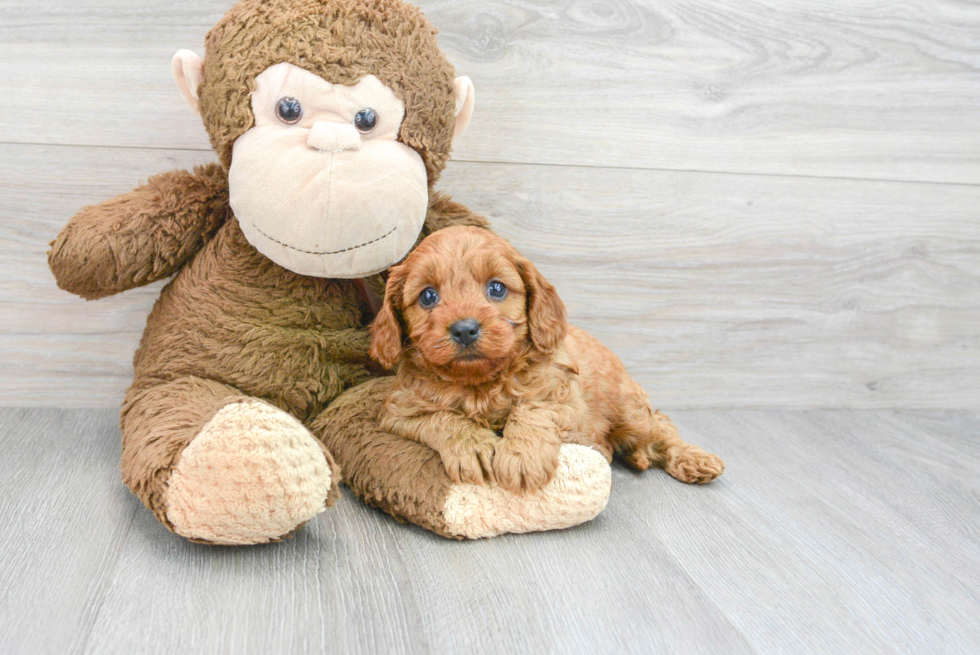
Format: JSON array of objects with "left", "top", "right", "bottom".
[{"left": 370, "top": 226, "right": 724, "bottom": 493}]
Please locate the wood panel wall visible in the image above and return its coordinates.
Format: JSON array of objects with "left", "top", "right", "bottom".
[{"left": 1, "top": 0, "right": 978, "bottom": 409}]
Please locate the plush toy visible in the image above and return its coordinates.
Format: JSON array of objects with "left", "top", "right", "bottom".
[{"left": 48, "top": 0, "right": 613, "bottom": 544}]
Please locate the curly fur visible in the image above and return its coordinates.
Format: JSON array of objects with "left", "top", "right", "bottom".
[{"left": 371, "top": 227, "right": 726, "bottom": 492}]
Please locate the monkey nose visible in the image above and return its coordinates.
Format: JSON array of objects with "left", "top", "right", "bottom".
[{"left": 307, "top": 121, "right": 361, "bottom": 153}]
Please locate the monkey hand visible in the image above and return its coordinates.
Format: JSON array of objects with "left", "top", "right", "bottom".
[{"left": 48, "top": 164, "right": 227, "bottom": 299}]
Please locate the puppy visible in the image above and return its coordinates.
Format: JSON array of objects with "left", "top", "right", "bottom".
[{"left": 370, "top": 226, "right": 724, "bottom": 493}]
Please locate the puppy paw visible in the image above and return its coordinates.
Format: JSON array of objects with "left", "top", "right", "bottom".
[
  {"left": 493, "top": 438, "right": 561, "bottom": 493},
  {"left": 665, "top": 446, "right": 725, "bottom": 484},
  {"left": 441, "top": 428, "right": 499, "bottom": 486}
]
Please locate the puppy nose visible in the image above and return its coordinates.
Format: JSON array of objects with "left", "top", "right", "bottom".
[
  {"left": 307, "top": 121, "right": 361, "bottom": 152},
  {"left": 450, "top": 319, "right": 481, "bottom": 347}
]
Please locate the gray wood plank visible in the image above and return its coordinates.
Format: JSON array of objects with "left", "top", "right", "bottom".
[
  {"left": 3, "top": 143, "right": 978, "bottom": 409},
  {"left": 82, "top": 497, "right": 433, "bottom": 655},
  {"left": 79, "top": 426, "right": 751, "bottom": 655},
  {"left": 0, "top": 408, "right": 136, "bottom": 655},
  {"left": 83, "top": 482, "right": 753, "bottom": 655},
  {"left": 643, "top": 409, "right": 980, "bottom": 653},
  {"left": 1, "top": 0, "right": 979, "bottom": 183},
  {"left": 3, "top": 408, "right": 978, "bottom": 654},
  {"left": 382, "top": 508, "right": 753, "bottom": 654}
]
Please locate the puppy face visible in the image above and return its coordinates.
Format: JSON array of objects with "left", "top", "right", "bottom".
[{"left": 370, "top": 226, "right": 567, "bottom": 384}]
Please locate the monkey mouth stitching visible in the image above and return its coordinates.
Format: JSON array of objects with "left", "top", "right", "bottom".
[{"left": 251, "top": 224, "right": 398, "bottom": 255}]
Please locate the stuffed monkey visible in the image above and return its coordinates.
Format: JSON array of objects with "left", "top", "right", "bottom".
[{"left": 48, "top": 0, "right": 612, "bottom": 544}]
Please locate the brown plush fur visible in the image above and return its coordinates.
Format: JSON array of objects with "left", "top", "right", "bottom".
[
  {"left": 46, "top": 0, "right": 500, "bottom": 540},
  {"left": 49, "top": 160, "right": 486, "bottom": 531},
  {"left": 200, "top": 0, "right": 457, "bottom": 183},
  {"left": 49, "top": 164, "right": 229, "bottom": 300},
  {"left": 371, "top": 227, "right": 725, "bottom": 492},
  {"left": 121, "top": 375, "right": 343, "bottom": 533},
  {"left": 310, "top": 376, "right": 458, "bottom": 537},
  {"left": 71, "top": 188, "right": 485, "bottom": 531}
]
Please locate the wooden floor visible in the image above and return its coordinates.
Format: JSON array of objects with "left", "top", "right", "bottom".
[{"left": 1, "top": 408, "right": 977, "bottom": 654}]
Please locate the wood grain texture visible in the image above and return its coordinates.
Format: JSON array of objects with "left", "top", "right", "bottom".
[
  {"left": 0, "top": 409, "right": 136, "bottom": 654},
  {"left": 1, "top": 0, "right": 979, "bottom": 183},
  {"left": 2, "top": 143, "right": 977, "bottom": 409},
  {"left": 637, "top": 409, "right": 980, "bottom": 653},
  {"left": 1, "top": 408, "right": 977, "bottom": 653}
]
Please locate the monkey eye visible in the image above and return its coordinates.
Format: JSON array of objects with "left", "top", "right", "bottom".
[
  {"left": 353, "top": 108, "right": 377, "bottom": 133},
  {"left": 487, "top": 280, "right": 508, "bottom": 301},
  {"left": 276, "top": 97, "right": 303, "bottom": 124},
  {"left": 418, "top": 287, "right": 440, "bottom": 309}
]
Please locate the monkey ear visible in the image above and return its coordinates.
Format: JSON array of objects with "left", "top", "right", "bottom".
[
  {"left": 453, "top": 76, "right": 475, "bottom": 141},
  {"left": 518, "top": 258, "right": 568, "bottom": 355},
  {"left": 369, "top": 269, "right": 406, "bottom": 370},
  {"left": 172, "top": 50, "right": 205, "bottom": 117}
]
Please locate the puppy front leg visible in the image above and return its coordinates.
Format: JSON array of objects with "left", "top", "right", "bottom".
[
  {"left": 381, "top": 411, "right": 499, "bottom": 485},
  {"left": 494, "top": 403, "right": 564, "bottom": 493}
]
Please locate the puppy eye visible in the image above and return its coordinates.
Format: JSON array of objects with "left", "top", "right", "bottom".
[
  {"left": 276, "top": 97, "right": 303, "bottom": 124},
  {"left": 418, "top": 287, "right": 440, "bottom": 309},
  {"left": 487, "top": 280, "right": 508, "bottom": 301},
  {"left": 353, "top": 108, "right": 377, "bottom": 133}
]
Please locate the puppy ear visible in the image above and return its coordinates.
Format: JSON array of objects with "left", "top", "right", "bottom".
[
  {"left": 370, "top": 268, "right": 406, "bottom": 369},
  {"left": 518, "top": 258, "right": 567, "bottom": 355}
]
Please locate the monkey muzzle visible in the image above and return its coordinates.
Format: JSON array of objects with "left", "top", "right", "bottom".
[
  {"left": 222, "top": 63, "right": 433, "bottom": 279},
  {"left": 228, "top": 120, "right": 428, "bottom": 280}
]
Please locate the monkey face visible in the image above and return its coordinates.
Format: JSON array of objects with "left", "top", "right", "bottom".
[
  {"left": 172, "top": 0, "right": 477, "bottom": 279},
  {"left": 228, "top": 63, "right": 429, "bottom": 278}
]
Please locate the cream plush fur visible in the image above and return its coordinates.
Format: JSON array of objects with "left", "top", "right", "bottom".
[
  {"left": 229, "top": 64, "right": 431, "bottom": 279},
  {"left": 166, "top": 400, "right": 334, "bottom": 545},
  {"left": 442, "top": 444, "right": 613, "bottom": 539}
]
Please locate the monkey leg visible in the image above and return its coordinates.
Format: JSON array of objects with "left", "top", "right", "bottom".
[
  {"left": 310, "top": 377, "right": 612, "bottom": 539},
  {"left": 121, "top": 376, "right": 340, "bottom": 545}
]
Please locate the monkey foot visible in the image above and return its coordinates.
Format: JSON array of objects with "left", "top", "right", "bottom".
[
  {"left": 441, "top": 444, "right": 612, "bottom": 539},
  {"left": 165, "top": 400, "right": 335, "bottom": 545}
]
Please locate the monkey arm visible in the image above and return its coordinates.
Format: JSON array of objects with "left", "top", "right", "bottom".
[{"left": 48, "top": 163, "right": 229, "bottom": 300}]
